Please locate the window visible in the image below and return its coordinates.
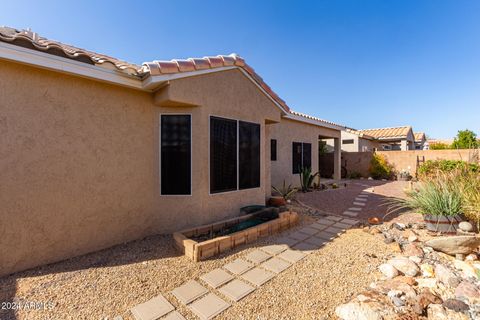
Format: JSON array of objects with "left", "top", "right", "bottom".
[
  {"left": 239, "top": 121, "right": 260, "bottom": 189},
  {"left": 292, "top": 142, "right": 312, "bottom": 174},
  {"left": 210, "top": 117, "right": 261, "bottom": 193},
  {"left": 270, "top": 139, "right": 277, "bottom": 161},
  {"left": 210, "top": 117, "right": 237, "bottom": 193},
  {"left": 342, "top": 139, "right": 354, "bottom": 144},
  {"left": 161, "top": 115, "right": 191, "bottom": 195}
]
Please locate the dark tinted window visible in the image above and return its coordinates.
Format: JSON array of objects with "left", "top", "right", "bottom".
[
  {"left": 342, "top": 139, "right": 354, "bottom": 144},
  {"left": 210, "top": 117, "right": 237, "bottom": 193},
  {"left": 161, "top": 115, "right": 191, "bottom": 195},
  {"left": 239, "top": 121, "right": 260, "bottom": 189},
  {"left": 302, "top": 143, "right": 312, "bottom": 169},
  {"left": 292, "top": 142, "right": 302, "bottom": 173},
  {"left": 270, "top": 139, "right": 277, "bottom": 161}
]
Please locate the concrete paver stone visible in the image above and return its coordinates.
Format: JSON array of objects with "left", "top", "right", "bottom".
[
  {"left": 172, "top": 280, "right": 208, "bottom": 305},
  {"left": 223, "top": 259, "right": 254, "bottom": 275},
  {"left": 244, "top": 250, "right": 271, "bottom": 264},
  {"left": 131, "top": 295, "right": 175, "bottom": 320},
  {"left": 188, "top": 293, "right": 230, "bottom": 320},
  {"left": 218, "top": 279, "right": 255, "bottom": 302},
  {"left": 277, "top": 249, "right": 307, "bottom": 263},
  {"left": 200, "top": 268, "right": 234, "bottom": 289},
  {"left": 260, "top": 257, "right": 292, "bottom": 273},
  {"left": 240, "top": 267, "right": 275, "bottom": 286}
]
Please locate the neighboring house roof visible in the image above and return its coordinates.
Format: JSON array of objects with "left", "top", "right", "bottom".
[
  {"left": 344, "top": 128, "right": 376, "bottom": 140},
  {"left": 358, "top": 126, "right": 412, "bottom": 140},
  {"left": 0, "top": 26, "right": 347, "bottom": 131},
  {"left": 414, "top": 132, "right": 426, "bottom": 142}
]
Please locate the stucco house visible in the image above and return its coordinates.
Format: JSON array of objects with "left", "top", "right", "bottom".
[
  {"left": 356, "top": 126, "right": 415, "bottom": 151},
  {"left": 337, "top": 128, "right": 380, "bottom": 152},
  {"left": 414, "top": 132, "right": 428, "bottom": 150},
  {"left": 0, "top": 27, "right": 342, "bottom": 276}
]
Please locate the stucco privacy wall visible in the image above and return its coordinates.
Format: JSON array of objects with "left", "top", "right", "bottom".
[
  {"left": 270, "top": 118, "right": 340, "bottom": 189},
  {"left": 338, "top": 149, "right": 478, "bottom": 177},
  {"left": 0, "top": 61, "right": 280, "bottom": 276},
  {"left": 377, "top": 149, "right": 479, "bottom": 174}
]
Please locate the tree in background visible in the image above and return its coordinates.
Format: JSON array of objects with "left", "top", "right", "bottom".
[{"left": 452, "top": 129, "right": 478, "bottom": 149}]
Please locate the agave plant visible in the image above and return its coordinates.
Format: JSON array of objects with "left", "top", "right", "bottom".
[
  {"left": 272, "top": 180, "right": 298, "bottom": 200},
  {"left": 299, "top": 166, "right": 319, "bottom": 192}
]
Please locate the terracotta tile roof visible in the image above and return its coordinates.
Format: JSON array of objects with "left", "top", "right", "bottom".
[
  {"left": 414, "top": 132, "right": 426, "bottom": 142},
  {"left": 289, "top": 110, "right": 345, "bottom": 129},
  {"left": 0, "top": 26, "right": 142, "bottom": 76},
  {"left": 344, "top": 128, "right": 376, "bottom": 140},
  {"left": 142, "top": 53, "right": 290, "bottom": 112},
  {"left": 0, "top": 26, "right": 346, "bottom": 129},
  {"left": 358, "top": 126, "right": 412, "bottom": 140}
]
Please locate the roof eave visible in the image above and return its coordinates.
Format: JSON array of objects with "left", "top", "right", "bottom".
[
  {"left": 0, "top": 41, "right": 145, "bottom": 91},
  {"left": 283, "top": 113, "right": 345, "bottom": 131}
]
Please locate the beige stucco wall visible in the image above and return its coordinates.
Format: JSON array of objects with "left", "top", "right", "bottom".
[
  {"left": 0, "top": 61, "right": 281, "bottom": 276},
  {"left": 269, "top": 118, "right": 340, "bottom": 189}
]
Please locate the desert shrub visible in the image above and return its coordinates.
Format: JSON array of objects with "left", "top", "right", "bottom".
[
  {"left": 369, "top": 153, "right": 393, "bottom": 180},
  {"left": 418, "top": 160, "right": 479, "bottom": 178},
  {"left": 390, "top": 173, "right": 463, "bottom": 217},
  {"left": 451, "top": 168, "right": 480, "bottom": 228},
  {"left": 272, "top": 180, "right": 298, "bottom": 200},
  {"left": 429, "top": 142, "right": 451, "bottom": 150}
]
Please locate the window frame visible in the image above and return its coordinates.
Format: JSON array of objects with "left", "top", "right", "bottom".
[
  {"left": 292, "top": 141, "right": 312, "bottom": 174},
  {"left": 209, "top": 115, "right": 261, "bottom": 195},
  {"left": 342, "top": 139, "right": 354, "bottom": 144},
  {"left": 159, "top": 113, "right": 193, "bottom": 196},
  {"left": 270, "top": 139, "right": 277, "bottom": 161}
]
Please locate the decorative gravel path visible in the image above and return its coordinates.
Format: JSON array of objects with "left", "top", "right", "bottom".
[{"left": 125, "top": 215, "right": 360, "bottom": 320}]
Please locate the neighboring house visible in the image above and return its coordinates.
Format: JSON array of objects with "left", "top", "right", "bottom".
[
  {"left": 338, "top": 128, "right": 380, "bottom": 152},
  {"left": 0, "top": 27, "right": 342, "bottom": 276},
  {"left": 358, "top": 126, "right": 415, "bottom": 151},
  {"left": 414, "top": 132, "right": 428, "bottom": 150}
]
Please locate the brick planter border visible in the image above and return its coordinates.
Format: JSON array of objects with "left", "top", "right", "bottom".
[{"left": 173, "top": 211, "right": 299, "bottom": 261}]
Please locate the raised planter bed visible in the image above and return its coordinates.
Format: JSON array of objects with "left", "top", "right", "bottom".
[{"left": 173, "top": 209, "right": 298, "bottom": 261}]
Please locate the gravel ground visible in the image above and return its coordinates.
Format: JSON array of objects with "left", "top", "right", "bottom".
[
  {"left": 297, "top": 180, "right": 410, "bottom": 222},
  {"left": 0, "top": 180, "right": 407, "bottom": 320}
]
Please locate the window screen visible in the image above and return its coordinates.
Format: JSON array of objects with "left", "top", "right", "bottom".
[
  {"left": 292, "top": 142, "right": 312, "bottom": 174},
  {"left": 270, "top": 139, "right": 277, "bottom": 161},
  {"left": 161, "top": 115, "right": 191, "bottom": 195},
  {"left": 210, "top": 117, "right": 238, "bottom": 193},
  {"left": 292, "top": 142, "right": 303, "bottom": 174},
  {"left": 342, "top": 139, "right": 354, "bottom": 144},
  {"left": 239, "top": 121, "right": 260, "bottom": 189}
]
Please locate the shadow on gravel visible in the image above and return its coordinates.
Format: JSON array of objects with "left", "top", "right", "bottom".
[{"left": 0, "top": 234, "right": 181, "bottom": 320}]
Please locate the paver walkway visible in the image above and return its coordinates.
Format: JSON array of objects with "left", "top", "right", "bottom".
[{"left": 127, "top": 215, "right": 359, "bottom": 320}]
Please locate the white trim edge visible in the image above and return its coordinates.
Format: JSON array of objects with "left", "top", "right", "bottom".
[{"left": 0, "top": 41, "right": 144, "bottom": 90}]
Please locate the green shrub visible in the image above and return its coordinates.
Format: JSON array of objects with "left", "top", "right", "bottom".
[
  {"left": 418, "top": 160, "right": 479, "bottom": 178},
  {"left": 369, "top": 154, "right": 393, "bottom": 180},
  {"left": 299, "top": 167, "right": 319, "bottom": 192},
  {"left": 429, "top": 142, "right": 451, "bottom": 150}
]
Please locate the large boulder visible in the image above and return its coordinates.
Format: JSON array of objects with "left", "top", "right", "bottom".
[
  {"left": 387, "top": 257, "right": 419, "bottom": 276},
  {"left": 435, "top": 264, "right": 460, "bottom": 288},
  {"left": 425, "top": 236, "right": 480, "bottom": 255},
  {"left": 335, "top": 302, "right": 382, "bottom": 320}
]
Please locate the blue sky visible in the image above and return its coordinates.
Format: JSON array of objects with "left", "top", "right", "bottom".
[{"left": 1, "top": 0, "right": 479, "bottom": 138}]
